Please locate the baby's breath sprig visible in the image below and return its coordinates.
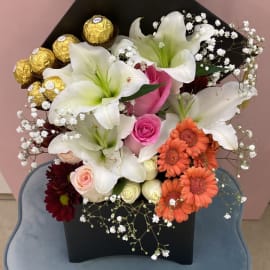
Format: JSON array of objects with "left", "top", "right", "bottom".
[{"left": 82, "top": 196, "right": 171, "bottom": 259}]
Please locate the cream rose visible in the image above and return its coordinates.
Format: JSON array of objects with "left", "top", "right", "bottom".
[
  {"left": 120, "top": 181, "right": 141, "bottom": 204},
  {"left": 143, "top": 157, "right": 158, "bottom": 180},
  {"left": 70, "top": 165, "right": 106, "bottom": 203},
  {"left": 142, "top": 179, "right": 161, "bottom": 204}
]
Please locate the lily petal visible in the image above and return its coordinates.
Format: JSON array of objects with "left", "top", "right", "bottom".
[
  {"left": 93, "top": 164, "right": 119, "bottom": 194},
  {"left": 108, "top": 60, "right": 149, "bottom": 97},
  {"left": 203, "top": 123, "right": 238, "bottom": 150},
  {"left": 48, "top": 81, "right": 103, "bottom": 125},
  {"left": 160, "top": 49, "right": 196, "bottom": 83},
  {"left": 93, "top": 101, "right": 120, "bottom": 129},
  {"left": 188, "top": 81, "right": 257, "bottom": 127},
  {"left": 43, "top": 65, "right": 73, "bottom": 85},
  {"left": 120, "top": 148, "right": 146, "bottom": 182}
]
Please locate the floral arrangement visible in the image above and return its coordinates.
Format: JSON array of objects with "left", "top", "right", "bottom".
[{"left": 14, "top": 10, "right": 263, "bottom": 259}]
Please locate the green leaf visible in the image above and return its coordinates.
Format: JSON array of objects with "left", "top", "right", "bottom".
[
  {"left": 120, "top": 84, "right": 161, "bottom": 102},
  {"left": 112, "top": 178, "right": 127, "bottom": 195},
  {"left": 196, "top": 62, "right": 225, "bottom": 76}
]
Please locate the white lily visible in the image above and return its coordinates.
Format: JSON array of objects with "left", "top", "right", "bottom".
[
  {"left": 48, "top": 114, "right": 146, "bottom": 194},
  {"left": 129, "top": 11, "right": 215, "bottom": 83},
  {"left": 176, "top": 81, "right": 257, "bottom": 150},
  {"left": 45, "top": 42, "right": 148, "bottom": 129}
]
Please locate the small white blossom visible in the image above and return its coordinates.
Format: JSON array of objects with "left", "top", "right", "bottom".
[
  {"left": 109, "top": 226, "right": 116, "bottom": 234},
  {"left": 161, "top": 249, "right": 170, "bottom": 257},
  {"left": 241, "top": 196, "right": 247, "bottom": 203},
  {"left": 224, "top": 213, "right": 231, "bottom": 219},
  {"left": 186, "top": 22, "right": 193, "bottom": 31},
  {"left": 118, "top": 225, "right": 126, "bottom": 233},
  {"left": 195, "top": 53, "right": 203, "bottom": 61},
  {"left": 152, "top": 214, "right": 160, "bottom": 223},
  {"left": 80, "top": 215, "right": 86, "bottom": 223},
  {"left": 217, "top": 48, "right": 226, "bottom": 56},
  {"left": 151, "top": 254, "right": 158, "bottom": 260},
  {"left": 215, "top": 19, "right": 221, "bottom": 27},
  {"left": 231, "top": 31, "right": 238, "bottom": 39},
  {"left": 42, "top": 101, "right": 51, "bottom": 110}
]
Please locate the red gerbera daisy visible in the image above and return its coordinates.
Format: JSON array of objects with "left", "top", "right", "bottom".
[
  {"left": 170, "top": 118, "right": 209, "bottom": 158},
  {"left": 158, "top": 138, "right": 190, "bottom": 177},
  {"left": 44, "top": 162, "right": 82, "bottom": 222},
  {"left": 155, "top": 179, "right": 193, "bottom": 223},
  {"left": 180, "top": 167, "right": 218, "bottom": 211}
]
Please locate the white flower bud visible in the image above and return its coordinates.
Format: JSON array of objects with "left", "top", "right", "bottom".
[
  {"left": 142, "top": 179, "right": 161, "bottom": 204},
  {"left": 143, "top": 158, "right": 158, "bottom": 181},
  {"left": 120, "top": 181, "right": 141, "bottom": 204}
]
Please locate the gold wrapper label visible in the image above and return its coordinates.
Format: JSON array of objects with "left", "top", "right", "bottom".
[
  {"left": 83, "top": 15, "right": 114, "bottom": 45},
  {"left": 13, "top": 59, "right": 33, "bottom": 85},
  {"left": 42, "top": 76, "right": 65, "bottom": 101},
  {"left": 27, "top": 81, "right": 46, "bottom": 107},
  {"left": 52, "top": 34, "right": 80, "bottom": 63},
  {"left": 29, "top": 47, "right": 56, "bottom": 75}
]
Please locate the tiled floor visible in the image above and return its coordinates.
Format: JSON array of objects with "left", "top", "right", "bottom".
[{"left": 0, "top": 198, "right": 269, "bottom": 270}]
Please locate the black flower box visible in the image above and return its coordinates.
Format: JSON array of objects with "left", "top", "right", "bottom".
[
  {"left": 64, "top": 203, "right": 195, "bottom": 264},
  {"left": 42, "top": 0, "right": 247, "bottom": 265}
]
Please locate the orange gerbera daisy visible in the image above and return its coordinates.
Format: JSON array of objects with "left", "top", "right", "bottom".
[
  {"left": 194, "top": 135, "right": 219, "bottom": 170},
  {"left": 155, "top": 179, "right": 193, "bottom": 223},
  {"left": 170, "top": 118, "right": 209, "bottom": 158},
  {"left": 180, "top": 167, "right": 218, "bottom": 211},
  {"left": 158, "top": 139, "right": 190, "bottom": 177}
]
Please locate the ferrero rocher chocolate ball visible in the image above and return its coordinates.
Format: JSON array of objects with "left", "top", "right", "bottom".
[
  {"left": 42, "top": 76, "right": 65, "bottom": 101},
  {"left": 52, "top": 34, "right": 80, "bottom": 63},
  {"left": 29, "top": 47, "right": 56, "bottom": 75},
  {"left": 83, "top": 15, "right": 114, "bottom": 45},
  {"left": 27, "top": 81, "right": 46, "bottom": 107},
  {"left": 13, "top": 59, "right": 33, "bottom": 85}
]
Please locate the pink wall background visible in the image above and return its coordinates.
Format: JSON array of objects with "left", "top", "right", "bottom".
[{"left": 0, "top": 0, "right": 269, "bottom": 219}]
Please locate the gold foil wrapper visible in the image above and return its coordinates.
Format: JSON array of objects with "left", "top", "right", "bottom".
[
  {"left": 29, "top": 47, "right": 56, "bottom": 75},
  {"left": 13, "top": 59, "right": 33, "bottom": 85},
  {"left": 42, "top": 76, "right": 65, "bottom": 101},
  {"left": 53, "top": 34, "right": 80, "bottom": 63},
  {"left": 83, "top": 15, "right": 114, "bottom": 45},
  {"left": 27, "top": 81, "right": 46, "bottom": 107}
]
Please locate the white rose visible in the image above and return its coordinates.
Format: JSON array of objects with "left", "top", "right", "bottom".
[
  {"left": 120, "top": 181, "right": 141, "bottom": 204},
  {"left": 142, "top": 179, "right": 161, "bottom": 204},
  {"left": 143, "top": 157, "right": 158, "bottom": 180}
]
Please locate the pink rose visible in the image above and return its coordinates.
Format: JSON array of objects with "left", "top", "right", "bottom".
[
  {"left": 130, "top": 65, "right": 172, "bottom": 116},
  {"left": 70, "top": 165, "right": 108, "bottom": 202},
  {"left": 125, "top": 114, "right": 161, "bottom": 155},
  {"left": 70, "top": 165, "right": 94, "bottom": 195},
  {"left": 57, "top": 151, "right": 81, "bottom": 164}
]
